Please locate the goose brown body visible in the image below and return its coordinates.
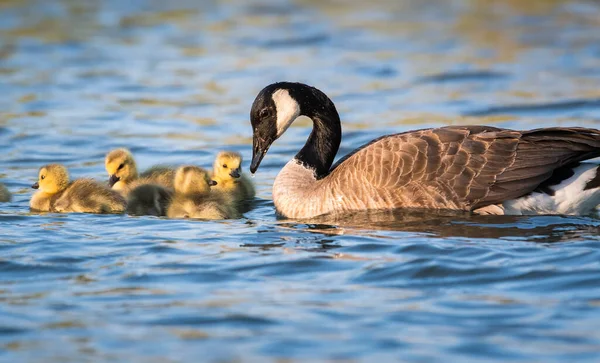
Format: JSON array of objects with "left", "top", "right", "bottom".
[
  {"left": 272, "top": 126, "right": 600, "bottom": 218},
  {"left": 249, "top": 82, "right": 600, "bottom": 219}
]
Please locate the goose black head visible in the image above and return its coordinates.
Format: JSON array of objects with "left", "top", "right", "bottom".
[{"left": 250, "top": 82, "right": 304, "bottom": 173}]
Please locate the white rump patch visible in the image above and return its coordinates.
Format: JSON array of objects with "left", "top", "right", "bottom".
[
  {"left": 272, "top": 89, "right": 300, "bottom": 137},
  {"left": 503, "top": 163, "right": 600, "bottom": 215}
]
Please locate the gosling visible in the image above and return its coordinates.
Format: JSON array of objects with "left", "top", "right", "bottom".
[
  {"left": 126, "top": 184, "right": 173, "bottom": 217},
  {"left": 212, "top": 151, "right": 255, "bottom": 210},
  {"left": 30, "top": 164, "right": 126, "bottom": 214},
  {"left": 0, "top": 183, "right": 10, "bottom": 202},
  {"left": 167, "top": 166, "right": 239, "bottom": 220},
  {"left": 105, "top": 148, "right": 175, "bottom": 195}
]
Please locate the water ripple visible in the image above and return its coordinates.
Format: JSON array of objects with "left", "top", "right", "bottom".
[{"left": 465, "top": 99, "right": 600, "bottom": 117}]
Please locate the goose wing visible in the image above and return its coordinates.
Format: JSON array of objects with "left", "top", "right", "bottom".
[{"left": 329, "top": 126, "right": 600, "bottom": 210}]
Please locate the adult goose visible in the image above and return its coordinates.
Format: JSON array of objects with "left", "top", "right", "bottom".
[{"left": 249, "top": 82, "right": 600, "bottom": 219}]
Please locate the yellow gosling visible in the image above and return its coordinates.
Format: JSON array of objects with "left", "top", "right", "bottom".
[
  {"left": 167, "top": 165, "right": 239, "bottom": 220},
  {"left": 212, "top": 151, "right": 255, "bottom": 210},
  {"left": 126, "top": 184, "right": 173, "bottom": 217},
  {"left": 105, "top": 148, "right": 175, "bottom": 195},
  {"left": 30, "top": 164, "right": 126, "bottom": 213},
  {"left": 0, "top": 183, "right": 11, "bottom": 202},
  {"left": 30, "top": 164, "right": 70, "bottom": 212},
  {"left": 105, "top": 148, "right": 138, "bottom": 192}
]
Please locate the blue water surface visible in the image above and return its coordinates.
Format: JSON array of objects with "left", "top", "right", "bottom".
[{"left": 1, "top": 0, "right": 600, "bottom": 361}]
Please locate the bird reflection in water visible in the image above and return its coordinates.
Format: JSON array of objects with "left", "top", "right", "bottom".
[{"left": 276, "top": 209, "right": 600, "bottom": 244}]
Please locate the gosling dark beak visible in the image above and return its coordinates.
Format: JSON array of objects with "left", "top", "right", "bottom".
[
  {"left": 108, "top": 174, "right": 120, "bottom": 187},
  {"left": 32, "top": 182, "right": 39, "bottom": 189},
  {"left": 209, "top": 180, "right": 218, "bottom": 186},
  {"left": 250, "top": 136, "right": 272, "bottom": 174},
  {"left": 229, "top": 169, "right": 241, "bottom": 178}
]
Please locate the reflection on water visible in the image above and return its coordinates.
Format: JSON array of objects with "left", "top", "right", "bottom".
[
  {"left": 281, "top": 209, "right": 600, "bottom": 243},
  {"left": 1, "top": 0, "right": 600, "bottom": 361}
]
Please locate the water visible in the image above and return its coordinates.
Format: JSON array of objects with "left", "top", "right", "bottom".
[{"left": 1, "top": 0, "right": 600, "bottom": 361}]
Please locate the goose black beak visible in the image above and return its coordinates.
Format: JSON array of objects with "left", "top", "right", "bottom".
[
  {"left": 209, "top": 180, "right": 218, "bottom": 186},
  {"left": 250, "top": 137, "right": 271, "bottom": 174},
  {"left": 229, "top": 169, "right": 241, "bottom": 178},
  {"left": 32, "top": 182, "right": 39, "bottom": 189},
  {"left": 108, "top": 174, "right": 120, "bottom": 187}
]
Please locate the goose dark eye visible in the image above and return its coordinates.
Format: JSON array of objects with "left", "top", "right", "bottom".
[
  {"left": 41, "top": 175, "right": 45, "bottom": 180},
  {"left": 117, "top": 163, "right": 125, "bottom": 170},
  {"left": 222, "top": 164, "right": 228, "bottom": 168},
  {"left": 259, "top": 108, "right": 269, "bottom": 118}
]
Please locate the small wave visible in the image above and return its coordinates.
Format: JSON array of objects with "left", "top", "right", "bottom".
[
  {"left": 413, "top": 71, "right": 510, "bottom": 85},
  {"left": 248, "top": 34, "right": 330, "bottom": 48},
  {"left": 464, "top": 99, "right": 600, "bottom": 116},
  {"left": 146, "top": 314, "right": 277, "bottom": 327},
  {"left": 0, "top": 260, "right": 83, "bottom": 279}
]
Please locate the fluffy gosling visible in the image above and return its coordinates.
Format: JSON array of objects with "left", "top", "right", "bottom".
[
  {"left": 30, "top": 164, "right": 126, "bottom": 213},
  {"left": 105, "top": 148, "right": 175, "bottom": 195},
  {"left": 167, "top": 166, "right": 239, "bottom": 220},
  {"left": 212, "top": 151, "right": 255, "bottom": 210},
  {"left": 126, "top": 184, "right": 173, "bottom": 217}
]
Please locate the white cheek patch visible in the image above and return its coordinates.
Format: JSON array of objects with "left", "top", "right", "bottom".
[{"left": 272, "top": 89, "right": 300, "bottom": 137}]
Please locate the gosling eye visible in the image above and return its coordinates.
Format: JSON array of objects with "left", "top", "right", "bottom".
[
  {"left": 117, "top": 163, "right": 125, "bottom": 170},
  {"left": 222, "top": 164, "right": 228, "bottom": 168},
  {"left": 41, "top": 175, "right": 45, "bottom": 180}
]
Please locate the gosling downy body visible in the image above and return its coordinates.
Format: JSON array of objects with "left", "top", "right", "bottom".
[
  {"left": 126, "top": 184, "right": 173, "bottom": 216},
  {"left": 105, "top": 148, "right": 175, "bottom": 194},
  {"left": 249, "top": 82, "right": 600, "bottom": 219},
  {"left": 167, "top": 166, "right": 239, "bottom": 220},
  {"left": 31, "top": 164, "right": 126, "bottom": 213},
  {"left": 212, "top": 151, "right": 255, "bottom": 210},
  {"left": 0, "top": 183, "right": 11, "bottom": 202}
]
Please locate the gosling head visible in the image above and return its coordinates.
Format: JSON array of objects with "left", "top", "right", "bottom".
[
  {"left": 174, "top": 166, "right": 217, "bottom": 196},
  {"left": 105, "top": 148, "right": 138, "bottom": 188},
  {"left": 214, "top": 151, "right": 243, "bottom": 180},
  {"left": 33, "top": 164, "right": 69, "bottom": 194}
]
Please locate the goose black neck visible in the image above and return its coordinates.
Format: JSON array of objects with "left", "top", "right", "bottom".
[{"left": 294, "top": 92, "right": 342, "bottom": 179}]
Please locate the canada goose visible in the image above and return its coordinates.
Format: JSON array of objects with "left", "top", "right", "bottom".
[
  {"left": 126, "top": 184, "right": 173, "bottom": 216},
  {"left": 249, "top": 82, "right": 600, "bottom": 218},
  {"left": 212, "top": 151, "right": 255, "bottom": 207},
  {"left": 31, "top": 164, "right": 126, "bottom": 213},
  {"left": 105, "top": 148, "right": 175, "bottom": 194},
  {"left": 167, "top": 166, "right": 239, "bottom": 220},
  {"left": 0, "top": 183, "right": 10, "bottom": 202}
]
